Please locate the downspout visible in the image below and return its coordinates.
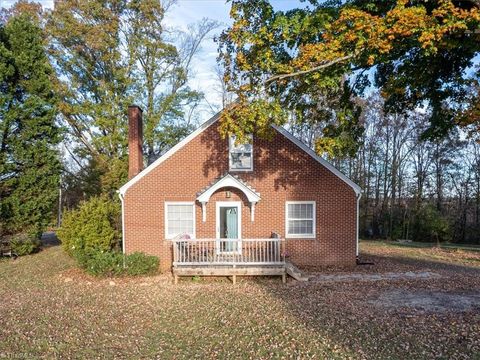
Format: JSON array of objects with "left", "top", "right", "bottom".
[
  {"left": 356, "top": 192, "right": 362, "bottom": 259},
  {"left": 117, "top": 190, "right": 125, "bottom": 254}
]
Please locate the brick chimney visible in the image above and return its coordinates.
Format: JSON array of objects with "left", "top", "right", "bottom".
[{"left": 128, "top": 105, "right": 143, "bottom": 179}]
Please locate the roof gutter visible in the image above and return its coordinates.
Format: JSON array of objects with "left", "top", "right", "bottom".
[
  {"left": 117, "top": 190, "right": 125, "bottom": 255},
  {"left": 356, "top": 192, "right": 362, "bottom": 258}
]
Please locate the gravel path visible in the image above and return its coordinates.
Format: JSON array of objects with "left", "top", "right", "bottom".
[
  {"left": 370, "top": 290, "right": 480, "bottom": 313},
  {"left": 310, "top": 271, "right": 441, "bottom": 283}
]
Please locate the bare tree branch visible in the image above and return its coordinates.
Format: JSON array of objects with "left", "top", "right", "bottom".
[
  {"left": 462, "top": 0, "right": 480, "bottom": 8},
  {"left": 264, "top": 54, "right": 354, "bottom": 85}
]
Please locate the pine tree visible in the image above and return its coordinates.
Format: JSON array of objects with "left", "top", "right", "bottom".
[{"left": 0, "top": 13, "right": 61, "bottom": 237}]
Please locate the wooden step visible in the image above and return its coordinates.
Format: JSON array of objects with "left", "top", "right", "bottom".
[
  {"left": 173, "top": 265, "right": 287, "bottom": 284},
  {"left": 285, "top": 261, "right": 310, "bottom": 282}
]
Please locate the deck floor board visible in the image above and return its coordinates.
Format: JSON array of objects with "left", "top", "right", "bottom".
[{"left": 173, "top": 265, "right": 287, "bottom": 283}]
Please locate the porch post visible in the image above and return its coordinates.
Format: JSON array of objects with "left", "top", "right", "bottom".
[
  {"left": 250, "top": 201, "right": 256, "bottom": 222},
  {"left": 201, "top": 201, "right": 207, "bottom": 222}
]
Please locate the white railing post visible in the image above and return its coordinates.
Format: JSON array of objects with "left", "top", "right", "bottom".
[{"left": 173, "top": 240, "right": 177, "bottom": 264}]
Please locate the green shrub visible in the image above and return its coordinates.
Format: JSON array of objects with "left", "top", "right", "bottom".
[
  {"left": 76, "top": 250, "right": 159, "bottom": 277},
  {"left": 10, "top": 233, "right": 41, "bottom": 256},
  {"left": 57, "top": 196, "right": 121, "bottom": 257},
  {"left": 57, "top": 196, "right": 158, "bottom": 277},
  {"left": 83, "top": 251, "right": 125, "bottom": 277},
  {"left": 72, "top": 248, "right": 91, "bottom": 269},
  {"left": 124, "top": 252, "right": 159, "bottom": 276}
]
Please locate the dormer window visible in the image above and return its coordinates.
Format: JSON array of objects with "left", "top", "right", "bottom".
[{"left": 229, "top": 135, "right": 253, "bottom": 171}]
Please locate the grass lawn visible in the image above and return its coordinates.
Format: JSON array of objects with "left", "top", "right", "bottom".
[
  {"left": 1, "top": 241, "right": 479, "bottom": 359},
  {"left": 368, "top": 239, "right": 480, "bottom": 252}
]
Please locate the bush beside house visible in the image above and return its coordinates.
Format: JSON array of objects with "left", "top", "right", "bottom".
[
  {"left": 57, "top": 196, "right": 158, "bottom": 277},
  {"left": 58, "top": 196, "right": 121, "bottom": 256},
  {"left": 80, "top": 251, "right": 159, "bottom": 277}
]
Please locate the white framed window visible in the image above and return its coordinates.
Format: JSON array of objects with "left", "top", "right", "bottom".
[
  {"left": 165, "top": 202, "right": 195, "bottom": 239},
  {"left": 285, "top": 201, "right": 316, "bottom": 239},
  {"left": 229, "top": 135, "right": 253, "bottom": 171}
]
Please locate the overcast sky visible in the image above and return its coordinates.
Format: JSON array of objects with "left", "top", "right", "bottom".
[{"left": 1, "top": 0, "right": 303, "bottom": 121}]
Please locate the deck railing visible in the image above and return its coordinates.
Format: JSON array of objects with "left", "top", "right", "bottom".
[{"left": 172, "top": 238, "right": 285, "bottom": 266}]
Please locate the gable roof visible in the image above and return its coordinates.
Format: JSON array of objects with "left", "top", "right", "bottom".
[
  {"left": 119, "top": 110, "right": 361, "bottom": 196},
  {"left": 197, "top": 173, "right": 261, "bottom": 203},
  {"left": 118, "top": 110, "right": 221, "bottom": 196},
  {"left": 272, "top": 125, "right": 361, "bottom": 195}
]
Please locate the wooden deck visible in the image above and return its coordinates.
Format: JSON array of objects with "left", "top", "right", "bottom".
[
  {"left": 173, "top": 265, "right": 286, "bottom": 284},
  {"left": 172, "top": 238, "right": 286, "bottom": 284}
]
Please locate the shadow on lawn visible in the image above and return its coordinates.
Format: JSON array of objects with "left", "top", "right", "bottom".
[
  {"left": 256, "top": 249, "right": 480, "bottom": 358},
  {"left": 358, "top": 249, "right": 480, "bottom": 276}
]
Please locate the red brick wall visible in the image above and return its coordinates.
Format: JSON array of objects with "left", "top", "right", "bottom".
[
  {"left": 127, "top": 106, "right": 144, "bottom": 179},
  {"left": 123, "top": 121, "right": 357, "bottom": 272}
]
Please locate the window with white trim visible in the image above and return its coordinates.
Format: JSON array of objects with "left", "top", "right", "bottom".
[
  {"left": 229, "top": 135, "right": 253, "bottom": 171},
  {"left": 285, "top": 201, "right": 316, "bottom": 238},
  {"left": 165, "top": 202, "right": 195, "bottom": 239}
]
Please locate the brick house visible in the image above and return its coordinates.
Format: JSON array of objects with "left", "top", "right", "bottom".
[{"left": 119, "top": 105, "right": 361, "bottom": 282}]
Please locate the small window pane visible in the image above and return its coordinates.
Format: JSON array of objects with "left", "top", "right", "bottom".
[
  {"left": 166, "top": 204, "right": 194, "bottom": 238},
  {"left": 288, "top": 203, "right": 313, "bottom": 219},
  {"left": 288, "top": 220, "right": 313, "bottom": 235},
  {"left": 230, "top": 141, "right": 252, "bottom": 153},
  {"left": 229, "top": 135, "right": 253, "bottom": 170},
  {"left": 231, "top": 152, "right": 252, "bottom": 169},
  {"left": 286, "top": 202, "right": 315, "bottom": 237}
]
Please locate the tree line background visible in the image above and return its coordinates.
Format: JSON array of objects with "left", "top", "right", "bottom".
[
  {"left": 290, "top": 93, "right": 480, "bottom": 244},
  {"left": 0, "top": 0, "right": 219, "bottom": 241},
  {"left": 1, "top": 0, "right": 480, "bottom": 246},
  {"left": 218, "top": 0, "right": 480, "bottom": 244}
]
